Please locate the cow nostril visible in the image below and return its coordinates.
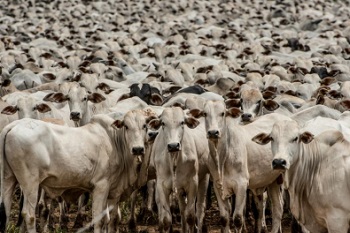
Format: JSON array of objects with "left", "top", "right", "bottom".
[
  {"left": 70, "top": 112, "right": 81, "bottom": 120},
  {"left": 207, "top": 130, "right": 219, "bottom": 138},
  {"left": 167, "top": 143, "right": 180, "bottom": 152},
  {"left": 241, "top": 113, "right": 252, "bottom": 121},
  {"left": 132, "top": 147, "right": 144, "bottom": 155},
  {"left": 272, "top": 159, "right": 287, "bottom": 169},
  {"left": 148, "top": 132, "right": 159, "bottom": 140}
]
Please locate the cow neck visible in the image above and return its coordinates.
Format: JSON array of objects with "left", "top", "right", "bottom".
[
  {"left": 285, "top": 140, "right": 324, "bottom": 225},
  {"left": 111, "top": 127, "right": 138, "bottom": 195},
  {"left": 80, "top": 103, "right": 94, "bottom": 126}
]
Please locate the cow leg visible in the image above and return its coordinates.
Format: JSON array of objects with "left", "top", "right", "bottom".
[
  {"left": 128, "top": 190, "right": 137, "bottom": 232},
  {"left": 196, "top": 174, "right": 209, "bottom": 233},
  {"left": 146, "top": 180, "right": 156, "bottom": 216},
  {"left": 213, "top": 185, "right": 231, "bottom": 233},
  {"left": 58, "top": 197, "right": 68, "bottom": 230},
  {"left": 155, "top": 179, "right": 172, "bottom": 233},
  {"left": 177, "top": 188, "right": 188, "bottom": 233},
  {"left": 252, "top": 191, "right": 267, "bottom": 233},
  {"left": 267, "top": 182, "right": 283, "bottom": 233},
  {"left": 0, "top": 162, "right": 17, "bottom": 232},
  {"left": 232, "top": 183, "right": 248, "bottom": 233},
  {"left": 21, "top": 183, "right": 39, "bottom": 233},
  {"left": 39, "top": 192, "right": 52, "bottom": 233},
  {"left": 91, "top": 180, "right": 109, "bottom": 233},
  {"left": 107, "top": 199, "right": 120, "bottom": 233},
  {"left": 74, "top": 193, "right": 89, "bottom": 228}
]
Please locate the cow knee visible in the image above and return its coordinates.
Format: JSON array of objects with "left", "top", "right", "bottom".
[
  {"left": 234, "top": 215, "right": 243, "bottom": 228},
  {"left": 162, "top": 216, "right": 171, "bottom": 231},
  {"left": 186, "top": 213, "right": 195, "bottom": 226},
  {"left": 220, "top": 215, "right": 228, "bottom": 226}
]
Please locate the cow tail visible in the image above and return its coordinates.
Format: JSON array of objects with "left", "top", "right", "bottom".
[
  {"left": 0, "top": 202, "right": 5, "bottom": 232},
  {"left": 16, "top": 193, "right": 24, "bottom": 227},
  {"left": 0, "top": 124, "right": 15, "bottom": 232}
]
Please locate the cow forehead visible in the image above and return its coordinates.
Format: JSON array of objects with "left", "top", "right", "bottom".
[
  {"left": 18, "top": 97, "right": 36, "bottom": 106},
  {"left": 124, "top": 110, "right": 147, "bottom": 127},
  {"left": 68, "top": 86, "right": 87, "bottom": 99},
  {"left": 272, "top": 120, "right": 299, "bottom": 138},
  {"left": 161, "top": 107, "right": 185, "bottom": 122},
  {"left": 241, "top": 89, "right": 262, "bottom": 102},
  {"left": 204, "top": 101, "right": 225, "bottom": 114}
]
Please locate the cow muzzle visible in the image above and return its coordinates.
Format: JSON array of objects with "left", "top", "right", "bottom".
[
  {"left": 207, "top": 130, "right": 220, "bottom": 139},
  {"left": 147, "top": 131, "right": 159, "bottom": 142},
  {"left": 132, "top": 147, "right": 145, "bottom": 155},
  {"left": 167, "top": 143, "right": 180, "bottom": 152},
  {"left": 241, "top": 113, "right": 252, "bottom": 122},
  {"left": 70, "top": 112, "right": 81, "bottom": 121},
  {"left": 272, "top": 159, "right": 287, "bottom": 170}
]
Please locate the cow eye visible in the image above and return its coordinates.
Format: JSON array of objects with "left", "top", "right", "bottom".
[
  {"left": 143, "top": 124, "right": 147, "bottom": 129},
  {"left": 292, "top": 137, "right": 298, "bottom": 142},
  {"left": 203, "top": 112, "right": 207, "bottom": 117},
  {"left": 161, "top": 122, "right": 165, "bottom": 127},
  {"left": 83, "top": 97, "right": 87, "bottom": 101},
  {"left": 221, "top": 112, "right": 225, "bottom": 116},
  {"left": 181, "top": 121, "right": 184, "bottom": 125},
  {"left": 125, "top": 125, "right": 129, "bottom": 130}
]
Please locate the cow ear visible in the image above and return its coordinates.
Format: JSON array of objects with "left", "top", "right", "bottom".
[
  {"left": 36, "top": 103, "right": 51, "bottom": 113},
  {"left": 96, "top": 82, "right": 111, "bottom": 92},
  {"left": 263, "top": 100, "right": 279, "bottom": 111},
  {"left": 148, "top": 119, "right": 162, "bottom": 130},
  {"left": 225, "top": 99, "right": 241, "bottom": 108},
  {"left": 172, "top": 102, "right": 185, "bottom": 109},
  {"left": 188, "top": 109, "right": 204, "bottom": 118},
  {"left": 111, "top": 120, "right": 124, "bottom": 129},
  {"left": 88, "top": 93, "right": 106, "bottom": 103},
  {"left": 299, "top": 131, "right": 314, "bottom": 144},
  {"left": 320, "top": 77, "right": 335, "bottom": 86},
  {"left": 339, "top": 99, "right": 350, "bottom": 111},
  {"left": 42, "top": 73, "right": 56, "bottom": 82},
  {"left": 43, "top": 93, "right": 68, "bottom": 103},
  {"left": 225, "top": 91, "right": 239, "bottom": 99},
  {"left": 150, "top": 93, "right": 163, "bottom": 106},
  {"left": 226, "top": 107, "right": 242, "bottom": 118},
  {"left": 285, "top": 90, "right": 296, "bottom": 96},
  {"left": 185, "top": 117, "right": 200, "bottom": 129},
  {"left": 117, "top": 93, "right": 130, "bottom": 102},
  {"left": 1, "top": 79, "right": 11, "bottom": 87},
  {"left": 146, "top": 115, "right": 157, "bottom": 124},
  {"left": 252, "top": 133, "right": 272, "bottom": 145},
  {"left": 1, "top": 106, "right": 18, "bottom": 115},
  {"left": 262, "top": 90, "right": 276, "bottom": 99},
  {"left": 316, "top": 95, "right": 325, "bottom": 105}
]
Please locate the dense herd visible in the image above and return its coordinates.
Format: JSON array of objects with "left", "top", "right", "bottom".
[{"left": 1, "top": 0, "right": 350, "bottom": 232}]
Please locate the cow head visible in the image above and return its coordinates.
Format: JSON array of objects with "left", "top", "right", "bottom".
[
  {"left": 112, "top": 110, "right": 157, "bottom": 156},
  {"left": 148, "top": 107, "right": 199, "bottom": 153},
  {"left": 238, "top": 89, "right": 279, "bottom": 123},
  {"left": 2, "top": 97, "right": 51, "bottom": 119},
  {"left": 44, "top": 85, "right": 105, "bottom": 125},
  {"left": 188, "top": 100, "right": 242, "bottom": 141},
  {"left": 252, "top": 120, "right": 314, "bottom": 171}
]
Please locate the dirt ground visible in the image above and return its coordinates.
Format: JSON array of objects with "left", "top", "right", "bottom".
[{"left": 8, "top": 187, "right": 293, "bottom": 233}]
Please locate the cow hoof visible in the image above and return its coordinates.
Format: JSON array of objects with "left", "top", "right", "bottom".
[
  {"left": 220, "top": 216, "right": 228, "bottom": 227},
  {"left": 186, "top": 214, "right": 195, "bottom": 226},
  {"left": 202, "top": 224, "right": 208, "bottom": 233},
  {"left": 73, "top": 213, "right": 86, "bottom": 229},
  {"left": 234, "top": 215, "right": 243, "bottom": 228},
  {"left": 128, "top": 218, "right": 137, "bottom": 231}
]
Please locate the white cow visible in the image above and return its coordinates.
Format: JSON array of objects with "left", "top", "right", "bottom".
[
  {"left": 148, "top": 107, "right": 211, "bottom": 233},
  {"left": 0, "top": 111, "right": 154, "bottom": 233},
  {"left": 189, "top": 101, "right": 290, "bottom": 233},
  {"left": 253, "top": 120, "right": 350, "bottom": 233}
]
